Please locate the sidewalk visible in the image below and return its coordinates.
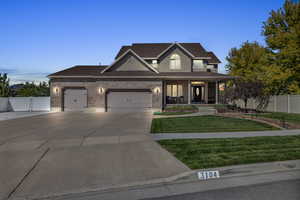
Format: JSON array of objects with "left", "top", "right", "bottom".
[
  {"left": 42, "top": 160, "right": 300, "bottom": 200},
  {"left": 0, "top": 111, "right": 50, "bottom": 121},
  {"left": 153, "top": 129, "right": 300, "bottom": 140}
]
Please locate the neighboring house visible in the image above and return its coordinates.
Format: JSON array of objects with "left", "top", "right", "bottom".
[{"left": 48, "top": 42, "right": 234, "bottom": 112}]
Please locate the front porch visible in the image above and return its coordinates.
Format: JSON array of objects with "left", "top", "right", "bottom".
[{"left": 163, "top": 80, "right": 223, "bottom": 107}]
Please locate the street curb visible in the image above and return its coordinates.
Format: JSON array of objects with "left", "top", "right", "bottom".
[{"left": 15, "top": 160, "right": 300, "bottom": 200}]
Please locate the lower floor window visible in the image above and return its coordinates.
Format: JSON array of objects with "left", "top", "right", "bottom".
[{"left": 167, "top": 84, "right": 183, "bottom": 97}]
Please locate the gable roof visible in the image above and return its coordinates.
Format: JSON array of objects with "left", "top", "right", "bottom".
[
  {"left": 155, "top": 43, "right": 196, "bottom": 58},
  {"left": 102, "top": 49, "right": 159, "bottom": 74},
  {"left": 207, "top": 52, "right": 221, "bottom": 64},
  {"left": 115, "top": 42, "right": 221, "bottom": 64}
]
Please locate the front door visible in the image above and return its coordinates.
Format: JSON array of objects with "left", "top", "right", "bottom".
[{"left": 193, "top": 86, "right": 203, "bottom": 103}]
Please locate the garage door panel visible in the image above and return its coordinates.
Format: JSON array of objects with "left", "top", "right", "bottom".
[
  {"left": 64, "top": 89, "right": 87, "bottom": 111},
  {"left": 107, "top": 92, "right": 152, "bottom": 111}
]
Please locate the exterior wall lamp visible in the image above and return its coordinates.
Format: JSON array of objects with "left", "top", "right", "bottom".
[
  {"left": 98, "top": 87, "right": 105, "bottom": 94},
  {"left": 53, "top": 87, "right": 59, "bottom": 96},
  {"left": 153, "top": 87, "right": 161, "bottom": 94}
]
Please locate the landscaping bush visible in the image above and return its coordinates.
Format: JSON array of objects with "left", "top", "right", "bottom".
[
  {"left": 215, "top": 104, "right": 263, "bottom": 114},
  {"left": 214, "top": 104, "right": 228, "bottom": 113},
  {"left": 164, "top": 105, "right": 198, "bottom": 112}
]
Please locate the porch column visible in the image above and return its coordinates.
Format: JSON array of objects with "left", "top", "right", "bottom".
[
  {"left": 215, "top": 81, "right": 219, "bottom": 104},
  {"left": 188, "top": 80, "right": 191, "bottom": 104},
  {"left": 205, "top": 82, "right": 208, "bottom": 104}
]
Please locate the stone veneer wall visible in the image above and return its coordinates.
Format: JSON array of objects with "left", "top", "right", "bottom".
[{"left": 50, "top": 80, "right": 163, "bottom": 112}]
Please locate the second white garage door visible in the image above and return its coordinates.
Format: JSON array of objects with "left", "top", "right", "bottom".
[{"left": 107, "top": 92, "right": 152, "bottom": 112}]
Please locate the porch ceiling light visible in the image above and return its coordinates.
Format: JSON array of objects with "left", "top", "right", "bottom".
[
  {"left": 153, "top": 87, "right": 161, "bottom": 94},
  {"left": 98, "top": 87, "right": 105, "bottom": 94},
  {"left": 191, "top": 81, "right": 205, "bottom": 85}
]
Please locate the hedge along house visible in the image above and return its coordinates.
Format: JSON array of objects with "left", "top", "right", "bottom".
[{"left": 48, "top": 42, "right": 234, "bottom": 112}]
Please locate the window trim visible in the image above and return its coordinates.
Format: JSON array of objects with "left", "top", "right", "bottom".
[
  {"left": 167, "top": 84, "right": 183, "bottom": 97},
  {"left": 152, "top": 60, "right": 158, "bottom": 68},
  {"left": 169, "top": 54, "right": 181, "bottom": 70},
  {"left": 193, "top": 59, "right": 205, "bottom": 69}
]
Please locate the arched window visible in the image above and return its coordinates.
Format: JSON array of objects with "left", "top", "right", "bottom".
[{"left": 170, "top": 54, "right": 181, "bottom": 69}]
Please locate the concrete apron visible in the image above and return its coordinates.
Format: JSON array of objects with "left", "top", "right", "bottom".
[
  {"left": 7, "top": 140, "right": 189, "bottom": 200},
  {"left": 0, "top": 112, "right": 190, "bottom": 200}
]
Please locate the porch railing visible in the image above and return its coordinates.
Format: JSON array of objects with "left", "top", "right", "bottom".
[{"left": 166, "top": 96, "right": 185, "bottom": 104}]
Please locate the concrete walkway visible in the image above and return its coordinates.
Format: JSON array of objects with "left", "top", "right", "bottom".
[
  {"left": 0, "top": 112, "right": 189, "bottom": 200},
  {"left": 153, "top": 129, "right": 300, "bottom": 140}
]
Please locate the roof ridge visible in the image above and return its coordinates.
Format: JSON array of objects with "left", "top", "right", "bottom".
[
  {"left": 132, "top": 43, "right": 172, "bottom": 45},
  {"left": 73, "top": 65, "right": 108, "bottom": 67}
]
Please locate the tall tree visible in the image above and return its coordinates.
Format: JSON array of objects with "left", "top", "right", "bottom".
[
  {"left": 226, "top": 42, "right": 272, "bottom": 108},
  {"left": 16, "top": 81, "right": 50, "bottom": 97},
  {"left": 263, "top": 0, "right": 300, "bottom": 94},
  {"left": 0, "top": 73, "right": 10, "bottom": 97},
  {"left": 226, "top": 41, "right": 270, "bottom": 83}
]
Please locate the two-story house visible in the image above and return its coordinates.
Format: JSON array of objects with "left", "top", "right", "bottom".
[{"left": 48, "top": 42, "right": 234, "bottom": 112}]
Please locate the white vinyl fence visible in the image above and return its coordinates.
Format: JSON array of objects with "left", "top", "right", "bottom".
[
  {"left": 0, "top": 97, "right": 50, "bottom": 112},
  {"left": 0, "top": 98, "right": 9, "bottom": 112},
  {"left": 234, "top": 95, "right": 300, "bottom": 114}
]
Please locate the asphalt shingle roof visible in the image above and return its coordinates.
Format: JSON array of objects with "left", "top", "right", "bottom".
[
  {"left": 48, "top": 66, "right": 233, "bottom": 79},
  {"left": 115, "top": 43, "right": 220, "bottom": 64},
  {"left": 49, "top": 43, "right": 224, "bottom": 77},
  {"left": 48, "top": 65, "right": 108, "bottom": 77}
]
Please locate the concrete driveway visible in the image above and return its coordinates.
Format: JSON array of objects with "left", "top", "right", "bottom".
[{"left": 0, "top": 112, "right": 189, "bottom": 200}]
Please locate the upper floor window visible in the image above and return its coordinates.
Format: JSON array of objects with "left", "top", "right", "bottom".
[
  {"left": 207, "top": 64, "right": 217, "bottom": 72},
  {"left": 152, "top": 60, "right": 158, "bottom": 68},
  {"left": 170, "top": 54, "right": 181, "bottom": 70},
  {"left": 193, "top": 60, "right": 205, "bottom": 69}
]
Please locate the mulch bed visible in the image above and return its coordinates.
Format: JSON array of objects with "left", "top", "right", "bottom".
[{"left": 216, "top": 112, "right": 300, "bottom": 129}]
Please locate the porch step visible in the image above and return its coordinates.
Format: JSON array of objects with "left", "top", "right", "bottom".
[{"left": 196, "top": 106, "right": 216, "bottom": 115}]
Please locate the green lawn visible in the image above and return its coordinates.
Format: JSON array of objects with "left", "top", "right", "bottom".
[
  {"left": 253, "top": 112, "right": 300, "bottom": 124},
  {"left": 158, "top": 135, "right": 300, "bottom": 169},
  {"left": 151, "top": 115, "right": 278, "bottom": 133},
  {"left": 153, "top": 112, "right": 194, "bottom": 116}
]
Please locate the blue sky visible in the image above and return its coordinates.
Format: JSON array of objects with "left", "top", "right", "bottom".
[{"left": 0, "top": 0, "right": 284, "bottom": 84}]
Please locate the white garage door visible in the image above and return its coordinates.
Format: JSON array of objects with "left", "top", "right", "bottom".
[
  {"left": 107, "top": 92, "right": 152, "bottom": 112},
  {"left": 64, "top": 89, "right": 87, "bottom": 111}
]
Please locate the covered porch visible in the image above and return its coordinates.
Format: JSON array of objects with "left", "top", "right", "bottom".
[{"left": 163, "top": 80, "right": 225, "bottom": 106}]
